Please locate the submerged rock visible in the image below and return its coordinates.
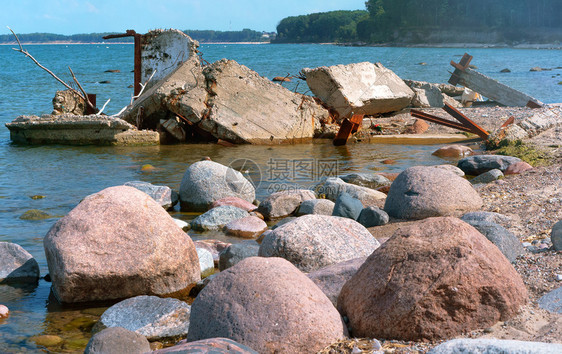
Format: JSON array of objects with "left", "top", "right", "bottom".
[
  {"left": 257, "top": 189, "right": 316, "bottom": 220},
  {"left": 85, "top": 327, "right": 150, "bottom": 354},
  {"left": 0, "top": 242, "right": 40, "bottom": 282}
]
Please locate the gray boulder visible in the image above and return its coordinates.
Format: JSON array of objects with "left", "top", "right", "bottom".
[
  {"left": 44, "top": 186, "right": 200, "bottom": 303},
  {"left": 406, "top": 81, "right": 462, "bottom": 108},
  {"left": 296, "top": 199, "right": 335, "bottom": 216},
  {"left": 187, "top": 257, "right": 347, "bottom": 353},
  {"left": 357, "top": 206, "right": 389, "bottom": 228},
  {"left": 551, "top": 220, "right": 562, "bottom": 251},
  {"left": 0, "top": 242, "right": 40, "bottom": 282},
  {"left": 458, "top": 155, "right": 522, "bottom": 176},
  {"left": 259, "top": 215, "right": 380, "bottom": 272},
  {"left": 315, "top": 177, "right": 386, "bottom": 206},
  {"left": 98, "top": 295, "right": 191, "bottom": 341},
  {"left": 271, "top": 217, "right": 297, "bottom": 230},
  {"left": 339, "top": 173, "right": 390, "bottom": 190},
  {"left": 257, "top": 189, "right": 315, "bottom": 220},
  {"left": 191, "top": 206, "right": 249, "bottom": 231},
  {"left": 307, "top": 257, "right": 367, "bottom": 307},
  {"left": 85, "top": 327, "right": 150, "bottom": 354},
  {"left": 538, "top": 286, "right": 562, "bottom": 314},
  {"left": 470, "top": 169, "right": 504, "bottom": 184},
  {"left": 153, "top": 338, "right": 258, "bottom": 353},
  {"left": 332, "top": 192, "right": 363, "bottom": 220},
  {"left": 384, "top": 166, "right": 482, "bottom": 220},
  {"left": 462, "top": 220, "right": 524, "bottom": 262},
  {"left": 179, "top": 160, "right": 255, "bottom": 212},
  {"left": 303, "top": 62, "right": 414, "bottom": 118},
  {"left": 218, "top": 241, "right": 260, "bottom": 271},
  {"left": 123, "top": 181, "right": 178, "bottom": 210},
  {"left": 428, "top": 338, "right": 562, "bottom": 354},
  {"left": 461, "top": 211, "right": 512, "bottom": 225}
]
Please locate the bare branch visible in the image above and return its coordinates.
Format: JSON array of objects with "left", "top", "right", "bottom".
[
  {"left": 130, "top": 69, "right": 156, "bottom": 105},
  {"left": 68, "top": 66, "right": 97, "bottom": 113},
  {"left": 8, "top": 26, "right": 98, "bottom": 113},
  {"left": 96, "top": 99, "right": 111, "bottom": 115}
]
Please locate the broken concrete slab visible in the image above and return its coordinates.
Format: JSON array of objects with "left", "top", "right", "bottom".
[
  {"left": 52, "top": 90, "right": 86, "bottom": 115},
  {"left": 303, "top": 62, "right": 415, "bottom": 120},
  {"left": 122, "top": 58, "right": 331, "bottom": 144},
  {"left": 141, "top": 29, "right": 200, "bottom": 92},
  {"left": 6, "top": 115, "right": 159, "bottom": 146},
  {"left": 405, "top": 81, "right": 462, "bottom": 108}
]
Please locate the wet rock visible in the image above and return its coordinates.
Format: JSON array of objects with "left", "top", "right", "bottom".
[
  {"left": 218, "top": 241, "right": 260, "bottom": 271},
  {"left": 500, "top": 68, "right": 511, "bottom": 73},
  {"left": 0, "top": 242, "right": 40, "bottom": 282},
  {"left": 179, "top": 160, "right": 255, "bottom": 212},
  {"left": 462, "top": 220, "right": 524, "bottom": 262},
  {"left": 457, "top": 155, "right": 522, "bottom": 175},
  {"left": 357, "top": 206, "right": 389, "bottom": 228},
  {"left": 44, "top": 186, "right": 200, "bottom": 303},
  {"left": 0, "top": 305, "right": 9, "bottom": 318},
  {"left": 307, "top": 257, "right": 367, "bottom": 307},
  {"left": 259, "top": 215, "right": 380, "bottom": 272},
  {"left": 304, "top": 62, "right": 414, "bottom": 119},
  {"left": 332, "top": 192, "right": 363, "bottom": 220},
  {"left": 211, "top": 197, "right": 257, "bottom": 212},
  {"left": 538, "top": 286, "right": 562, "bottom": 314},
  {"left": 85, "top": 327, "right": 150, "bottom": 354},
  {"left": 428, "top": 338, "right": 562, "bottom": 353},
  {"left": 339, "top": 173, "right": 391, "bottom": 190},
  {"left": 530, "top": 67, "right": 544, "bottom": 72},
  {"left": 193, "top": 240, "right": 231, "bottom": 267},
  {"left": 187, "top": 257, "right": 347, "bottom": 353},
  {"left": 505, "top": 161, "right": 534, "bottom": 175},
  {"left": 405, "top": 119, "right": 429, "bottom": 134},
  {"left": 19, "top": 209, "right": 53, "bottom": 220},
  {"left": 173, "top": 218, "right": 190, "bottom": 231},
  {"left": 98, "top": 295, "right": 191, "bottom": 341},
  {"left": 154, "top": 338, "right": 258, "bottom": 353},
  {"left": 123, "top": 180, "right": 178, "bottom": 210},
  {"left": 338, "top": 217, "right": 528, "bottom": 341},
  {"left": 552, "top": 220, "right": 562, "bottom": 251},
  {"left": 191, "top": 206, "right": 249, "bottom": 231},
  {"left": 196, "top": 248, "right": 215, "bottom": 278},
  {"left": 257, "top": 189, "right": 316, "bottom": 220},
  {"left": 384, "top": 166, "right": 482, "bottom": 220},
  {"left": 296, "top": 199, "right": 335, "bottom": 216},
  {"left": 432, "top": 145, "right": 473, "bottom": 158},
  {"left": 30, "top": 335, "right": 64, "bottom": 347},
  {"left": 470, "top": 169, "right": 504, "bottom": 184},
  {"left": 315, "top": 177, "right": 386, "bottom": 207},
  {"left": 225, "top": 216, "right": 267, "bottom": 238}
]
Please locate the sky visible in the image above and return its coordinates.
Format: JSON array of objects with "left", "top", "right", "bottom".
[{"left": 2, "top": 0, "right": 367, "bottom": 35}]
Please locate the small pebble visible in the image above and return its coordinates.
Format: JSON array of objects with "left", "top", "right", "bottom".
[
  {"left": 522, "top": 242, "right": 532, "bottom": 247},
  {"left": 0, "top": 305, "right": 9, "bottom": 318},
  {"left": 556, "top": 274, "right": 562, "bottom": 281}
]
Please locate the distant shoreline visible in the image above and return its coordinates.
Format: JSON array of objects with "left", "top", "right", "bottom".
[{"left": 0, "top": 41, "right": 269, "bottom": 46}]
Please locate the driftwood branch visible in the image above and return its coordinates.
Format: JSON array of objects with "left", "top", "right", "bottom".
[
  {"left": 130, "top": 69, "right": 156, "bottom": 105},
  {"left": 8, "top": 26, "right": 98, "bottom": 113},
  {"left": 97, "top": 99, "right": 111, "bottom": 115},
  {"left": 68, "top": 66, "right": 97, "bottom": 113}
]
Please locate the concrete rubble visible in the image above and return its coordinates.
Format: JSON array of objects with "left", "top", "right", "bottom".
[
  {"left": 121, "top": 57, "right": 332, "bottom": 144},
  {"left": 303, "top": 62, "right": 415, "bottom": 120},
  {"left": 404, "top": 80, "right": 462, "bottom": 108}
]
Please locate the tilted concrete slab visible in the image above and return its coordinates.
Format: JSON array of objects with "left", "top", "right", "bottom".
[{"left": 303, "top": 62, "right": 415, "bottom": 120}]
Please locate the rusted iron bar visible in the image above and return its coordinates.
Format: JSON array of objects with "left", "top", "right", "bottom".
[
  {"left": 448, "top": 53, "right": 473, "bottom": 86},
  {"left": 103, "top": 30, "right": 143, "bottom": 97},
  {"left": 333, "top": 114, "right": 364, "bottom": 146},
  {"left": 410, "top": 109, "right": 473, "bottom": 133},
  {"left": 442, "top": 104, "right": 489, "bottom": 139},
  {"left": 500, "top": 116, "right": 515, "bottom": 129}
]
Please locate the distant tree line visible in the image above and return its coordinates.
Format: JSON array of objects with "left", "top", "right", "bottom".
[
  {"left": 274, "top": 1, "right": 562, "bottom": 44},
  {"left": 0, "top": 29, "right": 272, "bottom": 44}
]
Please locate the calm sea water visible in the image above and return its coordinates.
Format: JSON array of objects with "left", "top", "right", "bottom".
[{"left": 0, "top": 43, "right": 560, "bottom": 352}]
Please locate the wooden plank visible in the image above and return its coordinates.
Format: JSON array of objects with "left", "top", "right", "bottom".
[
  {"left": 453, "top": 68, "right": 542, "bottom": 107},
  {"left": 443, "top": 104, "right": 489, "bottom": 140}
]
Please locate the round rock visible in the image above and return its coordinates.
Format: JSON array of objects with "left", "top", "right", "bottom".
[
  {"left": 179, "top": 161, "right": 255, "bottom": 212},
  {"left": 552, "top": 220, "right": 562, "bottom": 251},
  {"left": 196, "top": 248, "right": 215, "bottom": 278},
  {"left": 357, "top": 206, "right": 389, "bottom": 228},
  {"left": 384, "top": 166, "right": 482, "bottom": 220},
  {"left": 256, "top": 189, "right": 315, "bottom": 220},
  {"left": 258, "top": 215, "right": 380, "bottom": 272},
  {"left": 457, "top": 155, "right": 522, "bottom": 175},
  {"left": 332, "top": 192, "right": 363, "bottom": 220},
  {"left": 505, "top": 161, "right": 533, "bottom": 175},
  {"left": 98, "top": 295, "right": 191, "bottom": 341},
  {"left": 211, "top": 196, "right": 257, "bottom": 212},
  {"left": 191, "top": 206, "right": 249, "bottom": 231},
  {"left": 85, "top": 327, "right": 150, "bottom": 354},
  {"left": 296, "top": 199, "right": 335, "bottom": 216},
  {"left": 0, "top": 242, "right": 40, "bottom": 282},
  {"left": 462, "top": 220, "right": 524, "bottom": 262},
  {"left": 153, "top": 338, "right": 258, "bottom": 353},
  {"left": 339, "top": 173, "right": 391, "bottom": 190},
  {"left": 432, "top": 145, "right": 473, "bottom": 158},
  {"left": 123, "top": 180, "right": 178, "bottom": 210},
  {"left": 225, "top": 216, "right": 267, "bottom": 238},
  {"left": 44, "top": 186, "right": 200, "bottom": 303},
  {"left": 187, "top": 257, "right": 347, "bottom": 353},
  {"left": 315, "top": 177, "right": 386, "bottom": 207},
  {"left": 470, "top": 169, "right": 504, "bottom": 184},
  {"left": 338, "top": 217, "right": 528, "bottom": 341},
  {"left": 538, "top": 286, "right": 562, "bottom": 314},
  {"left": 218, "top": 241, "right": 260, "bottom": 271}
]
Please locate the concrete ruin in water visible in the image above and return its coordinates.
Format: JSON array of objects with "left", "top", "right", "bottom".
[{"left": 5, "top": 29, "right": 551, "bottom": 146}]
